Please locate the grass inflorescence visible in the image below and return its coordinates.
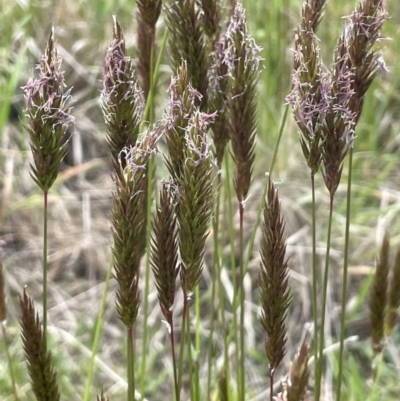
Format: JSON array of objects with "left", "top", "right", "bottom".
[{"left": 0, "top": 0, "right": 398, "bottom": 401}]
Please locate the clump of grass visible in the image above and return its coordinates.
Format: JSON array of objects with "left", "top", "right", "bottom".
[{"left": 20, "top": 289, "right": 60, "bottom": 401}]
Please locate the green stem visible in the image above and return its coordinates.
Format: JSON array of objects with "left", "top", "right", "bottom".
[
  {"left": 140, "top": 155, "right": 155, "bottom": 400},
  {"left": 369, "top": 352, "right": 384, "bottom": 401},
  {"left": 43, "top": 190, "right": 48, "bottom": 335},
  {"left": 311, "top": 173, "right": 319, "bottom": 392},
  {"left": 186, "top": 295, "right": 195, "bottom": 401},
  {"left": 83, "top": 255, "right": 114, "bottom": 401},
  {"left": 194, "top": 285, "right": 200, "bottom": 400},
  {"left": 127, "top": 325, "right": 136, "bottom": 401},
  {"left": 269, "top": 105, "right": 288, "bottom": 177},
  {"left": 315, "top": 194, "right": 334, "bottom": 401},
  {"left": 336, "top": 148, "right": 353, "bottom": 401},
  {"left": 169, "top": 318, "right": 180, "bottom": 401},
  {"left": 223, "top": 156, "right": 239, "bottom": 397},
  {"left": 177, "top": 292, "right": 188, "bottom": 395},
  {"left": 239, "top": 203, "right": 245, "bottom": 401},
  {"left": 1, "top": 323, "right": 19, "bottom": 401}
]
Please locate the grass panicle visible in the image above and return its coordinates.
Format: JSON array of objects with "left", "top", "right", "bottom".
[
  {"left": 346, "top": 0, "right": 387, "bottom": 121},
  {"left": 23, "top": 26, "right": 74, "bottom": 336},
  {"left": 321, "top": 36, "right": 355, "bottom": 196},
  {"left": 369, "top": 233, "right": 389, "bottom": 357},
  {"left": 199, "top": 0, "right": 221, "bottom": 40},
  {"left": 259, "top": 178, "right": 292, "bottom": 400},
  {"left": 100, "top": 17, "right": 144, "bottom": 167},
  {"left": 279, "top": 334, "right": 311, "bottom": 401},
  {"left": 385, "top": 246, "right": 400, "bottom": 337},
  {"left": 136, "top": 0, "right": 162, "bottom": 29},
  {"left": 151, "top": 182, "right": 180, "bottom": 398},
  {"left": 164, "top": 0, "right": 209, "bottom": 108},
  {"left": 111, "top": 132, "right": 159, "bottom": 327},
  {"left": 175, "top": 110, "right": 216, "bottom": 294},
  {"left": 151, "top": 182, "right": 180, "bottom": 323},
  {"left": 209, "top": 38, "right": 230, "bottom": 168},
  {"left": 23, "top": 26, "right": 74, "bottom": 193},
  {"left": 164, "top": 63, "right": 200, "bottom": 181},
  {"left": 136, "top": 10, "right": 153, "bottom": 102},
  {"left": 286, "top": 0, "right": 327, "bottom": 175},
  {"left": 136, "top": 0, "right": 161, "bottom": 102},
  {"left": 19, "top": 289, "right": 60, "bottom": 401},
  {"left": 225, "top": 2, "right": 261, "bottom": 204}
]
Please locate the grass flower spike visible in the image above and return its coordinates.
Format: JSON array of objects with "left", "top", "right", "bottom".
[
  {"left": 225, "top": 2, "right": 261, "bottom": 204},
  {"left": 259, "top": 178, "right": 292, "bottom": 400},
  {"left": 165, "top": 0, "right": 209, "bottom": 108},
  {"left": 101, "top": 17, "right": 144, "bottom": 167},
  {"left": 23, "top": 26, "right": 74, "bottom": 335},
  {"left": 20, "top": 290, "right": 60, "bottom": 401},
  {"left": 23, "top": 26, "right": 74, "bottom": 193}
]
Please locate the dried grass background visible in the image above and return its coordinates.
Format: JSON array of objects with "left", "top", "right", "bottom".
[{"left": 1, "top": 0, "right": 400, "bottom": 400}]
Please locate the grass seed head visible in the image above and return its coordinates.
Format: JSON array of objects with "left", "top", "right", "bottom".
[
  {"left": 101, "top": 17, "right": 144, "bottom": 168},
  {"left": 20, "top": 289, "right": 60, "bottom": 401},
  {"left": 23, "top": 27, "right": 74, "bottom": 193},
  {"left": 259, "top": 178, "right": 292, "bottom": 372},
  {"left": 225, "top": 2, "right": 261, "bottom": 203}
]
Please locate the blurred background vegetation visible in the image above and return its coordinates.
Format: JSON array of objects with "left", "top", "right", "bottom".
[{"left": 0, "top": 0, "right": 399, "bottom": 400}]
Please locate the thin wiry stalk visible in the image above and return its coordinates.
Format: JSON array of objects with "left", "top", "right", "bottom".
[
  {"left": 23, "top": 27, "right": 73, "bottom": 335},
  {"left": 20, "top": 290, "right": 60, "bottom": 401},
  {"left": 83, "top": 256, "right": 114, "bottom": 401}
]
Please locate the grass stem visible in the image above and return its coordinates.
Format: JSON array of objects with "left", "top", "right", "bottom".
[
  {"left": 316, "top": 195, "right": 334, "bottom": 401},
  {"left": 83, "top": 256, "right": 114, "bottom": 401},
  {"left": 43, "top": 190, "right": 48, "bottom": 335},
  {"left": 127, "top": 325, "right": 136, "bottom": 401},
  {"left": 336, "top": 148, "right": 353, "bottom": 401}
]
